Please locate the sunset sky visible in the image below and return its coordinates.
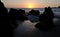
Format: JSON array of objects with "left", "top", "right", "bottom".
[{"left": 1, "top": 0, "right": 60, "bottom": 8}]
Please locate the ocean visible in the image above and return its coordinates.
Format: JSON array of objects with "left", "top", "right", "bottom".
[
  {"left": 7, "top": 8, "right": 60, "bottom": 18},
  {"left": 10, "top": 8, "right": 60, "bottom": 37},
  {"left": 7, "top": 8, "right": 60, "bottom": 13}
]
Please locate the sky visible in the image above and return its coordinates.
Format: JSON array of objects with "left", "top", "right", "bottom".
[{"left": 1, "top": 0, "right": 60, "bottom": 8}]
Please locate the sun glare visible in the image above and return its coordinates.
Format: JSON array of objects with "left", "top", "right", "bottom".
[{"left": 28, "top": 4, "right": 33, "bottom": 8}]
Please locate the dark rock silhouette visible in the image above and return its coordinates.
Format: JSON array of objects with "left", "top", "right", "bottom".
[
  {"left": 35, "top": 10, "right": 40, "bottom": 16},
  {"left": 0, "top": 1, "right": 8, "bottom": 16},
  {"left": 28, "top": 9, "right": 40, "bottom": 23},
  {"left": 9, "top": 9, "right": 28, "bottom": 31},
  {"left": 16, "top": 9, "right": 28, "bottom": 21},
  {"left": 18, "top": 9, "right": 25, "bottom": 15},
  {"left": 29, "top": 9, "right": 40, "bottom": 16},
  {"left": 0, "top": 1, "right": 10, "bottom": 37},
  {"left": 35, "top": 7, "right": 55, "bottom": 31},
  {"left": 9, "top": 8, "right": 18, "bottom": 28},
  {"left": 9, "top": 8, "right": 18, "bottom": 37},
  {"left": 28, "top": 9, "right": 35, "bottom": 15},
  {"left": 58, "top": 6, "right": 60, "bottom": 8},
  {"left": 9, "top": 8, "right": 28, "bottom": 37},
  {"left": 9, "top": 9, "right": 28, "bottom": 28}
]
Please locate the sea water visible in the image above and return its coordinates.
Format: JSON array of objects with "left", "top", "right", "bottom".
[{"left": 10, "top": 8, "right": 60, "bottom": 37}]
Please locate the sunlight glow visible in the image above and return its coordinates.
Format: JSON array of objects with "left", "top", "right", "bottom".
[
  {"left": 28, "top": 4, "right": 33, "bottom": 8},
  {"left": 1, "top": 0, "right": 60, "bottom": 8}
]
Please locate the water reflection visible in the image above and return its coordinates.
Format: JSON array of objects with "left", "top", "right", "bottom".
[
  {"left": 13, "top": 20, "right": 39, "bottom": 37},
  {"left": 53, "top": 18, "right": 60, "bottom": 25},
  {"left": 13, "top": 18, "right": 60, "bottom": 37}
]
